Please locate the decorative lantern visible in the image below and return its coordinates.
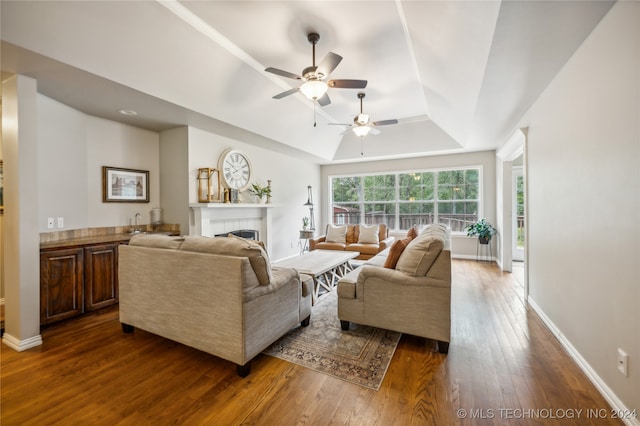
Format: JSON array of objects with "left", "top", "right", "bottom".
[
  {"left": 197, "top": 168, "right": 221, "bottom": 203},
  {"left": 304, "top": 185, "right": 315, "bottom": 231}
]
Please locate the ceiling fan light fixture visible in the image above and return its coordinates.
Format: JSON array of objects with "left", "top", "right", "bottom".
[
  {"left": 300, "top": 80, "right": 328, "bottom": 100},
  {"left": 355, "top": 113, "right": 370, "bottom": 125},
  {"left": 352, "top": 125, "right": 371, "bottom": 137}
]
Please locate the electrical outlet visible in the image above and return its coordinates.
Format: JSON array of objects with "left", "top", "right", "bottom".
[
  {"left": 617, "top": 348, "right": 628, "bottom": 377},
  {"left": 47, "top": 217, "right": 54, "bottom": 229},
  {"left": 57, "top": 217, "right": 64, "bottom": 228}
]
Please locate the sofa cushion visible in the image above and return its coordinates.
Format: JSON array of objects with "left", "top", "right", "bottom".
[
  {"left": 383, "top": 238, "right": 411, "bottom": 269},
  {"left": 128, "top": 234, "right": 185, "bottom": 250},
  {"left": 326, "top": 224, "right": 348, "bottom": 243},
  {"left": 346, "top": 244, "right": 381, "bottom": 256},
  {"left": 180, "top": 236, "right": 272, "bottom": 286},
  {"left": 315, "top": 241, "right": 347, "bottom": 251},
  {"left": 395, "top": 234, "right": 444, "bottom": 276},
  {"left": 420, "top": 223, "right": 450, "bottom": 249},
  {"left": 227, "top": 233, "right": 269, "bottom": 259},
  {"left": 358, "top": 224, "right": 380, "bottom": 244}
]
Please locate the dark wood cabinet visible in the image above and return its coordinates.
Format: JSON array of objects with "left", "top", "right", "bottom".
[
  {"left": 84, "top": 244, "right": 119, "bottom": 312},
  {"left": 40, "top": 240, "right": 126, "bottom": 326},
  {"left": 40, "top": 248, "right": 84, "bottom": 326}
]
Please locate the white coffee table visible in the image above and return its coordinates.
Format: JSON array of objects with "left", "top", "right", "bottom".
[{"left": 274, "top": 250, "right": 359, "bottom": 303}]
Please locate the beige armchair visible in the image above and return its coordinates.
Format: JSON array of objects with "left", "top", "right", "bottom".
[{"left": 336, "top": 229, "right": 451, "bottom": 353}]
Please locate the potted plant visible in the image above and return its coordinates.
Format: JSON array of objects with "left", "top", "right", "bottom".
[
  {"left": 302, "top": 217, "right": 310, "bottom": 230},
  {"left": 248, "top": 182, "right": 272, "bottom": 203},
  {"left": 465, "top": 218, "right": 497, "bottom": 244}
]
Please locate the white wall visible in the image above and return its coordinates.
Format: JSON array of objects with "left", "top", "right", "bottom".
[
  {"left": 522, "top": 1, "right": 639, "bottom": 413},
  {"left": 159, "top": 127, "right": 190, "bottom": 236},
  {"left": 321, "top": 151, "right": 497, "bottom": 259},
  {"left": 184, "top": 126, "right": 322, "bottom": 261},
  {"left": 37, "top": 95, "right": 160, "bottom": 232}
]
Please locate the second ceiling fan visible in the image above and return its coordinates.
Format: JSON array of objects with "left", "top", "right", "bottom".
[
  {"left": 265, "top": 32, "right": 367, "bottom": 107},
  {"left": 331, "top": 92, "right": 399, "bottom": 137}
]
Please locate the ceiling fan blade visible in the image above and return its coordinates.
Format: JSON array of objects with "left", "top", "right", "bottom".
[
  {"left": 317, "top": 52, "right": 342, "bottom": 77},
  {"left": 328, "top": 79, "right": 368, "bottom": 89},
  {"left": 339, "top": 127, "right": 354, "bottom": 136},
  {"left": 369, "top": 127, "right": 381, "bottom": 135},
  {"left": 329, "top": 123, "right": 352, "bottom": 126},
  {"left": 372, "top": 119, "right": 399, "bottom": 126},
  {"left": 317, "top": 93, "right": 331, "bottom": 107},
  {"left": 272, "top": 87, "right": 300, "bottom": 99},
  {"left": 265, "top": 67, "right": 302, "bottom": 80}
]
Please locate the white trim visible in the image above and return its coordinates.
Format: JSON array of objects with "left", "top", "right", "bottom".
[
  {"left": 451, "top": 254, "right": 497, "bottom": 262},
  {"left": 497, "top": 128, "right": 526, "bottom": 161},
  {"left": 2, "top": 333, "right": 43, "bottom": 352},
  {"left": 528, "top": 297, "right": 640, "bottom": 426}
]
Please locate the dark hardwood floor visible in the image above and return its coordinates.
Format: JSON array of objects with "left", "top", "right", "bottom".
[{"left": 1, "top": 260, "right": 622, "bottom": 425}]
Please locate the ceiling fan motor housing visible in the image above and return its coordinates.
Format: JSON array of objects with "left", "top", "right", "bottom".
[{"left": 302, "top": 66, "right": 324, "bottom": 81}]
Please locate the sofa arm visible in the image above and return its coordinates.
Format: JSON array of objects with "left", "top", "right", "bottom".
[
  {"left": 379, "top": 236, "right": 395, "bottom": 251},
  {"left": 309, "top": 235, "right": 326, "bottom": 251},
  {"left": 244, "top": 266, "right": 299, "bottom": 301}
]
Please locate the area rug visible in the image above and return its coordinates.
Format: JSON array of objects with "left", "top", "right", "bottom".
[{"left": 263, "top": 291, "right": 401, "bottom": 390}]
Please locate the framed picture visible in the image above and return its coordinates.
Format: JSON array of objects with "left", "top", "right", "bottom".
[{"left": 102, "top": 166, "right": 149, "bottom": 203}]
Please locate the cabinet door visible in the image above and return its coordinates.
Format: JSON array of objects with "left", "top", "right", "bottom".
[
  {"left": 84, "top": 244, "right": 119, "bottom": 312},
  {"left": 40, "top": 248, "right": 84, "bottom": 325}
]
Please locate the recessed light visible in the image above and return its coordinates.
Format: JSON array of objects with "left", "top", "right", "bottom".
[{"left": 118, "top": 109, "right": 138, "bottom": 116}]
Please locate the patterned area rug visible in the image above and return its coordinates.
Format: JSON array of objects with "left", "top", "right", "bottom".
[{"left": 263, "top": 291, "right": 401, "bottom": 390}]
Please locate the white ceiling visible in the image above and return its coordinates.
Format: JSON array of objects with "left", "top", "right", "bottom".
[{"left": 0, "top": 0, "right": 614, "bottom": 164}]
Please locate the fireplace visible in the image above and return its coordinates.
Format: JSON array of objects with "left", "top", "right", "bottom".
[
  {"left": 215, "top": 229, "right": 259, "bottom": 240},
  {"left": 190, "top": 204, "right": 275, "bottom": 255}
]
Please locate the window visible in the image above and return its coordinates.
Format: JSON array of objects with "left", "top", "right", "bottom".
[{"left": 330, "top": 167, "right": 481, "bottom": 232}]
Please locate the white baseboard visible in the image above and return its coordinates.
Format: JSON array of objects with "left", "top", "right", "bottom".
[
  {"left": 528, "top": 297, "right": 639, "bottom": 426},
  {"left": 2, "top": 333, "right": 43, "bottom": 352},
  {"left": 452, "top": 254, "right": 497, "bottom": 262}
]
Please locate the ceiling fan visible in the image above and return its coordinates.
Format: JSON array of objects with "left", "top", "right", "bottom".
[
  {"left": 330, "top": 92, "right": 399, "bottom": 138},
  {"left": 265, "top": 32, "right": 368, "bottom": 107}
]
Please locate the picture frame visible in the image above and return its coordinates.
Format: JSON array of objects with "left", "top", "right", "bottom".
[{"left": 102, "top": 166, "right": 149, "bottom": 203}]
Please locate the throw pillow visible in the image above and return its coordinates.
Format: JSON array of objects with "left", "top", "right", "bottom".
[
  {"left": 326, "top": 224, "right": 348, "bottom": 243},
  {"left": 406, "top": 226, "right": 419, "bottom": 240},
  {"left": 180, "top": 236, "right": 272, "bottom": 286},
  {"left": 383, "top": 238, "right": 410, "bottom": 269},
  {"left": 358, "top": 224, "right": 380, "bottom": 244},
  {"left": 227, "top": 233, "right": 268, "bottom": 259},
  {"left": 128, "top": 234, "right": 185, "bottom": 250},
  {"left": 395, "top": 234, "right": 444, "bottom": 276}
]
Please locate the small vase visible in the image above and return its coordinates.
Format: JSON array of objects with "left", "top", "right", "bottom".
[{"left": 479, "top": 236, "right": 490, "bottom": 245}]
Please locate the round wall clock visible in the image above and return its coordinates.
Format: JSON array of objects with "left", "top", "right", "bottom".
[{"left": 218, "top": 149, "right": 252, "bottom": 191}]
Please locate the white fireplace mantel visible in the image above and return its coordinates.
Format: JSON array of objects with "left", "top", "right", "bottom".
[{"left": 189, "top": 203, "right": 278, "bottom": 255}]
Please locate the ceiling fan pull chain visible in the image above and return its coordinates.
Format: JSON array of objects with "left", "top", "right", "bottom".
[{"left": 361, "top": 139, "right": 364, "bottom": 156}]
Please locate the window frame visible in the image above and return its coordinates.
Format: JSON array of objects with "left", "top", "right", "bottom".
[{"left": 328, "top": 165, "right": 483, "bottom": 234}]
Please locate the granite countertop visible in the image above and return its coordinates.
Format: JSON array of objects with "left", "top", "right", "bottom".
[
  {"left": 40, "top": 225, "right": 181, "bottom": 250},
  {"left": 40, "top": 233, "right": 135, "bottom": 250}
]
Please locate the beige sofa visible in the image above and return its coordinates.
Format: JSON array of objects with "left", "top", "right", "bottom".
[
  {"left": 118, "top": 234, "right": 312, "bottom": 377},
  {"left": 336, "top": 224, "right": 451, "bottom": 353},
  {"left": 309, "top": 223, "right": 395, "bottom": 260}
]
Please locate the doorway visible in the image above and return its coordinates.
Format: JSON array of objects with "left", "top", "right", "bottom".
[{"left": 512, "top": 164, "right": 525, "bottom": 262}]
